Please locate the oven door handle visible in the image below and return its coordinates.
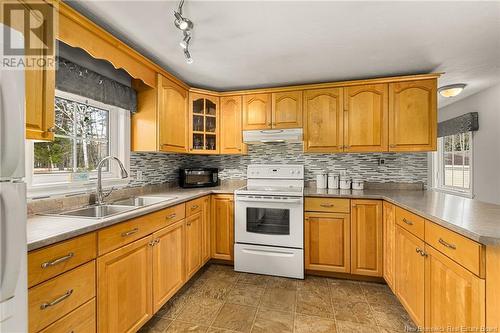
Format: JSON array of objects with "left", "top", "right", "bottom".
[
  {"left": 236, "top": 197, "right": 303, "bottom": 204},
  {"left": 241, "top": 248, "right": 296, "bottom": 258}
]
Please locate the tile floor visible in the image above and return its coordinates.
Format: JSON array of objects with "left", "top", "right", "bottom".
[{"left": 140, "top": 264, "right": 416, "bottom": 333}]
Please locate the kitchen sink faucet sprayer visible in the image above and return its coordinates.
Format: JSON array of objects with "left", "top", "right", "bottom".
[{"left": 96, "top": 156, "right": 128, "bottom": 205}]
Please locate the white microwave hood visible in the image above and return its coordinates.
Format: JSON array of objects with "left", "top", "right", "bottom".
[{"left": 242, "top": 128, "right": 303, "bottom": 144}]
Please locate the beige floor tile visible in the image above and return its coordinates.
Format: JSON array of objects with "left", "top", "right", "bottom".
[
  {"left": 139, "top": 316, "right": 172, "bottom": 332},
  {"left": 294, "top": 314, "right": 337, "bottom": 333},
  {"left": 260, "top": 287, "right": 297, "bottom": 312},
  {"left": 296, "top": 289, "right": 334, "bottom": 319},
  {"left": 191, "top": 279, "right": 235, "bottom": 301},
  {"left": 251, "top": 309, "right": 293, "bottom": 333},
  {"left": 266, "top": 276, "right": 298, "bottom": 290},
  {"left": 359, "top": 282, "right": 392, "bottom": 295},
  {"left": 226, "top": 284, "right": 264, "bottom": 307},
  {"left": 297, "top": 276, "right": 330, "bottom": 293},
  {"left": 332, "top": 299, "right": 376, "bottom": 325},
  {"left": 237, "top": 273, "right": 270, "bottom": 287},
  {"left": 336, "top": 320, "right": 379, "bottom": 333},
  {"left": 156, "top": 293, "right": 192, "bottom": 320},
  {"left": 165, "top": 320, "right": 209, "bottom": 333},
  {"left": 206, "top": 328, "right": 240, "bottom": 333},
  {"left": 212, "top": 303, "right": 257, "bottom": 333},
  {"left": 364, "top": 291, "right": 401, "bottom": 307},
  {"left": 373, "top": 308, "right": 416, "bottom": 331},
  {"left": 329, "top": 280, "right": 365, "bottom": 301},
  {"left": 176, "top": 297, "right": 224, "bottom": 325}
]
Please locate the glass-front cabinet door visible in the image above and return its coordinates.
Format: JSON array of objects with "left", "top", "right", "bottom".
[{"left": 189, "top": 93, "right": 219, "bottom": 154}]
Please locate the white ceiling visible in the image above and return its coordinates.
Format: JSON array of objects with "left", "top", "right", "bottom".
[{"left": 66, "top": 0, "right": 500, "bottom": 107}]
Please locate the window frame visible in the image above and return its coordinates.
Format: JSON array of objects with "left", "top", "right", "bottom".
[
  {"left": 26, "top": 90, "right": 130, "bottom": 198},
  {"left": 431, "top": 131, "right": 474, "bottom": 198}
]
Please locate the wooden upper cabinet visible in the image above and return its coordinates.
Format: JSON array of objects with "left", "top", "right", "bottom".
[
  {"left": 383, "top": 202, "right": 396, "bottom": 291},
  {"left": 350, "top": 200, "right": 383, "bottom": 277},
  {"left": 425, "top": 245, "right": 485, "bottom": 330},
  {"left": 389, "top": 79, "right": 437, "bottom": 152},
  {"left": 272, "top": 91, "right": 303, "bottom": 129},
  {"left": 304, "top": 212, "right": 350, "bottom": 273},
  {"left": 395, "top": 225, "right": 425, "bottom": 327},
  {"left": 211, "top": 195, "right": 234, "bottom": 261},
  {"left": 25, "top": 7, "right": 55, "bottom": 141},
  {"left": 220, "top": 96, "right": 246, "bottom": 154},
  {"left": 97, "top": 236, "right": 153, "bottom": 333},
  {"left": 158, "top": 75, "right": 188, "bottom": 153},
  {"left": 152, "top": 220, "right": 186, "bottom": 313},
  {"left": 303, "top": 88, "right": 344, "bottom": 153},
  {"left": 189, "top": 93, "right": 219, "bottom": 154},
  {"left": 344, "top": 84, "right": 388, "bottom": 152},
  {"left": 242, "top": 93, "right": 272, "bottom": 130}
]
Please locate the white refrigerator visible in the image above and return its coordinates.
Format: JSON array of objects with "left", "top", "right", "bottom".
[{"left": 0, "top": 23, "right": 28, "bottom": 333}]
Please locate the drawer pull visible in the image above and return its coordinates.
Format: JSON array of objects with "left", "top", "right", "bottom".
[
  {"left": 166, "top": 213, "right": 177, "bottom": 219},
  {"left": 40, "top": 289, "right": 73, "bottom": 310},
  {"left": 402, "top": 218, "right": 413, "bottom": 226},
  {"left": 320, "top": 203, "right": 334, "bottom": 208},
  {"left": 121, "top": 228, "right": 139, "bottom": 237},
  {"left": 41, "top": 252, "right": 74, "bottom": 268},
  {"left": 191, "top": 205, "right": 199, "bottom": 210},
  {"left": 438, "top": 238, "right": 457, "bottom": 250}
]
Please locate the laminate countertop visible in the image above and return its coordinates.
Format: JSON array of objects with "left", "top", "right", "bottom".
[{"left": 28, "top": 185, "right": 500, "bottom": 251}]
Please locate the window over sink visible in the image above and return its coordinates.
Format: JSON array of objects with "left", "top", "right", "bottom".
[{"left": 26, "top": 90, "right": 130, "bottom": 197}]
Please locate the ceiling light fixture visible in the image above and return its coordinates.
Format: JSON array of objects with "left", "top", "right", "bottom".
[
  {"left": 438, "top": 84, "right": 467, "bottom": 98},
  {"left": 174, "top": 0, "right": 194, "bottom": 64}
]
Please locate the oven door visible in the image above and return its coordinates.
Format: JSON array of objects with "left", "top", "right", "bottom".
[{"left": 235, "top": 194, "right": 303, "bottom": 248}]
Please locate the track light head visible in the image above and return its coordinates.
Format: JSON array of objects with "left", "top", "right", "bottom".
[
  {"left": 180, "top": 34, "right": 191, "bottom": 49},
  {"left": 184, "top": 48, "right": 193, "bottom": 64},
  {"left": 174, "top": 12, "right": 193, "bottom": 31}
]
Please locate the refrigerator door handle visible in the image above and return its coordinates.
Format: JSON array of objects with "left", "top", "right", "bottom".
[{"left": 0, "top": 182, "right": 27, "bottom": 303}]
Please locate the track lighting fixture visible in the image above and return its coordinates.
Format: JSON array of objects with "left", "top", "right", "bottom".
[
  {"left": 180, "top": 33, "right": 191, "bottom": 49},
  {"left": 174, "top": 0, "right": 194, "bottom": 64}
]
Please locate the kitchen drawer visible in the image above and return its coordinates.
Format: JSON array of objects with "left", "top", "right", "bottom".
[
  {"left": 29, "top": 261, "right": 96, "bottom": 333},
  {"left": 425, "top": 220, "right": 485, "bottom": 277},
  {"left": 395, "top": 207, "right": 425, "bottom": 240},
  {"left": 39, "top": 298, "right": 96, "bottom": 333},
  {"left": 98, "top": 203, "right": 185, "bottom": 255},
  {"left": 186, "top": 197, "right": 204, "bottom": 217},
  {"left": 28, "top": 233, "right": 96, "bottom": 288},
  {"left": 305, "top": 197, "right": 350, "bottom": 213}
]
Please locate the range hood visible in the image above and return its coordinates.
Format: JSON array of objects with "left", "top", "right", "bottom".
[{"left": 243, "top": 128, "right": 303, "bottom": 144}]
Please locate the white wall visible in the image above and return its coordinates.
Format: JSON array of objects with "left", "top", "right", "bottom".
[{"left": 438, "top": 83, "right": 500, "bottom": 204}]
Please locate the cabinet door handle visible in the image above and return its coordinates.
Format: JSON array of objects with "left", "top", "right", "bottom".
[
  {"left": 166, "top": 213, "right": 177, "bottom": 219},
  {"left": 320, "top": 203, "right": 334, "bottom": 208},
  {"left": 121, "top": 228, "right": 139, "bottom": 237},
  {"left": 389, "top": 144, "right": 396, "bottom": 148},
  {"left": 41, "top": 252, "right": 74, "bottom": 268},
  {"left": 40, "top": 289, "right": 73, "bottom": 310},
  {"left": 191, "top": 205, "right": 199, "bottom": 210},
  {"left": 438, "top": 238, "right": 456, "bottom": 250},
  {"left": 402, "top": 218, "right": 413, "bottom": 226}
]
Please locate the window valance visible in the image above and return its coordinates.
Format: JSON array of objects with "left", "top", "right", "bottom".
[{"left": 438, "top": 112, "right": 478, "bottom": 137}]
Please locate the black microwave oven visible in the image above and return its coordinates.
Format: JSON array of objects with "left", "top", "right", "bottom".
[{"left": 179, "top": 168, "right": 219, "bottom": 188}]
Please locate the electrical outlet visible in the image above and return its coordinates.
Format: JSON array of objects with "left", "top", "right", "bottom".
[
  {"left": 136, "top": 170, "right": 144, "bottom": 181},
  {"left": 378, "top": 158, "right": 386, "bottom": 166}
]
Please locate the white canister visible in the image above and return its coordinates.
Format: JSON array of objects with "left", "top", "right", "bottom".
[
  {"left": 352, "top": 179, "right": 364, "bottom": 190},
  {"left": 316, "top": 173, "right": 327, "bottom": 189},
  {"left": 339, "top": 176, "right": 351, "bottom": 190},
  {"left": 328, "top": 173, "right": 339, "bottom": 189}
]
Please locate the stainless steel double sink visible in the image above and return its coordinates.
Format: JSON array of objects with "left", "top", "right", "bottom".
[{"left": 45, "top": 195, "right": 177, "bottom": 219}]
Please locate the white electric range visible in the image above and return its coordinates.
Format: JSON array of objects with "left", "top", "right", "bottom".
[{"left": 234, "top": 164, "right": 304, "bottom": 279}]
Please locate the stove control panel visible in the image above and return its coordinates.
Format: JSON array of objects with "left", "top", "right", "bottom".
[{"left": 247, "top": 164, "right": 304, "bottom": 179}]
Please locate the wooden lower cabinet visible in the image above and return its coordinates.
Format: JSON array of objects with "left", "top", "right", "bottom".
[
  {"left": 39, "top": 298, "right": 96, "bottom": 333},
  {"left": 211, "top": 195, "right": 234, "bottom": 261},
  {"left": 383, "top": 202, "right": 396, "bottom": 290},
  {"left": 97, "top": 236, "right": 153, "bottom": 333},
  {"left": 186, "top": 212, "right": 203, "bottom": 279},
  {"left": 350, "top": 200, "right": 383, "bottom": 276},
  {"left": 395, "top": 225, "right": 425, "bottom": 327},
  {"left": 202, "top": 196, "right": 211, "bottom": 264},
  {"left": 425, "top": 245, "right": 485, "bottom": 330},
  {"left": 152, "top": 220, "right": 186, "bottom": 313},
  {"left": 304, "top": 212, "right": 350, "bottom": 273}
]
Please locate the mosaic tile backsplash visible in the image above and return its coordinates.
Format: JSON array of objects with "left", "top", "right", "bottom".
[{"left": 130, "top": 143, "right": 428, "bottom": 187}]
